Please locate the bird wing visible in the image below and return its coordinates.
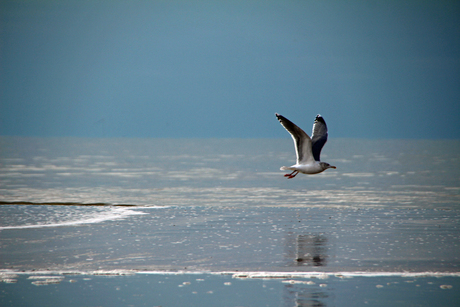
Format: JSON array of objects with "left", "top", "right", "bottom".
[
  {"left": 276, "top": 113, "right": 314, "bottom": 164},
  {"left": 311, "top": 114, "right": 328, "bottom": 161}
]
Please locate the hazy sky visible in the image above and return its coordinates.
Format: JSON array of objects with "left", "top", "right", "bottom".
[{"left": 1, "top": 1, "right": 459, "bottom": 139}]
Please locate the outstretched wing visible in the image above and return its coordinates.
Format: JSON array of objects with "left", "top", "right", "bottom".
[
  {"left": 311, "top": 114, "right": 328, "bottom": 161},
  {"left": 276, "top": 113, "right": 314, "bottom": 164}
]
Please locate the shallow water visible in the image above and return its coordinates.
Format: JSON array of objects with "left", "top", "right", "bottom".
[
  {"left": 1, "top": 137, "right": 459, "bottom": 305},
  {"left": 1, "top": 272, "right": 459, "bottom": 307},
  {"left": 1, "top": 205, "right": 459, "bottom": 273},
  {"left": 1, "top": 137, "right": 459, "bottom": 206}
]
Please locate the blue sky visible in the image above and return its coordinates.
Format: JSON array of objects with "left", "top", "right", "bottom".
[{"left": 1, "top": 1, "right": 459, "bottom": 139}]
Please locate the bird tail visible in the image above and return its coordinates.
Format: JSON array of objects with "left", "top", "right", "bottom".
[{"left": 280, "top": 166, "right": 291, "bottom": 171}]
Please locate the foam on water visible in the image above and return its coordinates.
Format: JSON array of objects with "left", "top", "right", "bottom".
[
  {"left": 0, "top": 205, "right": 153, "bottom": 230},
  {"left": 2, "top": 269, "right": 460, "bottom": 278}
]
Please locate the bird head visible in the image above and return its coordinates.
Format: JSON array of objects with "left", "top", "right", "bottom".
[{"left": 320, "top": 162, "right": 336, "bottom": 170}]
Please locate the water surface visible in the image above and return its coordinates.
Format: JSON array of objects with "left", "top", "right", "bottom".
[{"left": 1, "top": 137, "right": 459, "bottom": 305}]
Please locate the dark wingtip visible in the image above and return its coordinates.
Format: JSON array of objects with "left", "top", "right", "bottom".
[{"left": 315, "top": 114, "right": 325, "bottom": 124}]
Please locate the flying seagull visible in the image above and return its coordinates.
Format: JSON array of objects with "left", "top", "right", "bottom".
[{"left": 275, "top": 113, "right": 336, "bottom": 179}]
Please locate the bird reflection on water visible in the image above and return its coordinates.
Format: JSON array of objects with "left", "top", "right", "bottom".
[
  {"left": 285, "top": 233, "right": 328, "bottom": 267},
  {"left": 283, "top": 284, "right": 328, "bottom": 307},
  {"left": 283, "top": 233, "right": 330, "bottom": 306}
]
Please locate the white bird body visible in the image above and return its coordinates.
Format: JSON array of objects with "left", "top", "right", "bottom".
[
  {"left": 276, "top": 113, "right": 336, "bottom": 179},
  {"left": 280, "top": 162, "right": 332, "bottom": 175}
]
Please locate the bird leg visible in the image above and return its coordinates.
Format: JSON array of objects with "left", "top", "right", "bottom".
[{"left": 284, "top": 170, "right": 299, "bottom": 179}]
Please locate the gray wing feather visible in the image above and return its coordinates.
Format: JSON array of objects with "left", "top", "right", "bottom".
[
  {"left": 311, "top": 114, "right": 328, "bottom": 161},
  {"left": 276, "top": 113, "right": 314, "bottom": 164}
]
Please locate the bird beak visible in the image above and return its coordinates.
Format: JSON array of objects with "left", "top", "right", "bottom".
[{"left": 330, "top": 165, "right": 337, "bottom": 169}]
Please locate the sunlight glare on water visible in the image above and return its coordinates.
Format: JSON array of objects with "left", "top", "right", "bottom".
[{"left": 0, "top": 137, "right": 459, "bottom": 306}]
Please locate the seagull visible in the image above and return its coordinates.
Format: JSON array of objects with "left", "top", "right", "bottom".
[{"left": 276, "top": 113, "right": 336, "bottom": 179}]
